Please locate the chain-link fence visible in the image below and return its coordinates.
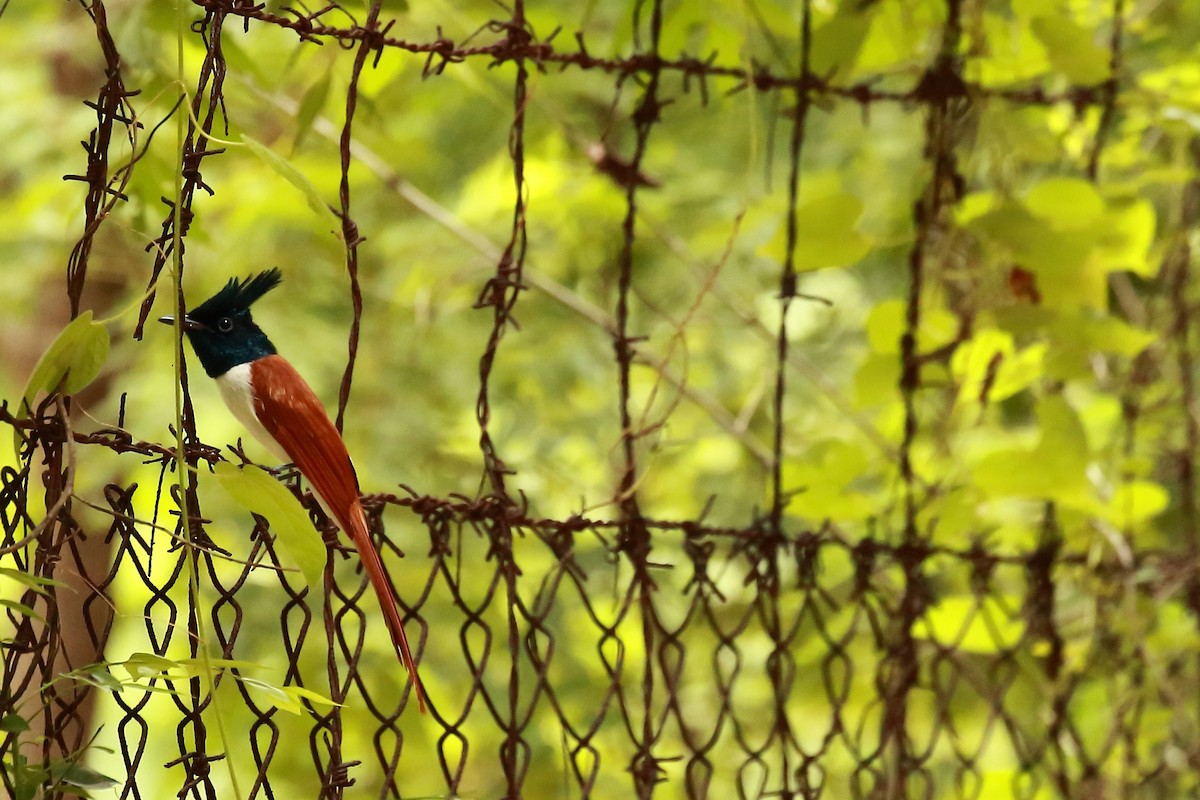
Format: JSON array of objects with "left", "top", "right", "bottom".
[{"left": 3, "top": 1, "right": 1199, "bottom": 798}]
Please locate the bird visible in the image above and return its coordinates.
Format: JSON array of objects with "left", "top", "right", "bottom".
[{"left": 160, "top": 268, "right": 425, "bottom": 713}]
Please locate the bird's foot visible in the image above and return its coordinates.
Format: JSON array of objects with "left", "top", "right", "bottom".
[
  {"left": 325, "top": 532, "right": 354, "bottom": 559},
  {"left": 269, "top": 462, "right": 302, "bottom": 484},
  {"left": 226, "top": 441, "right": 300, "bottom": 484},
  {"left": 227, "top": 439, "right": 254, "bottom": 466}
]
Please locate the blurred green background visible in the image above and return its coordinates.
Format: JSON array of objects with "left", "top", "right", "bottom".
[{"left": 3, "top": 0, "right": 1200, "bottom": 798}]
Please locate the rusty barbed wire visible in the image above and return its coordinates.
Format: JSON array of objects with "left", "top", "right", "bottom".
[{"left": 4, "top": 1, "right": 1199, "bottom": 800}]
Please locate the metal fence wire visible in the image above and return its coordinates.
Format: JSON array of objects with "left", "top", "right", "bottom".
[{"left": 2, "top": 0, "right": 1199, "bottom": 798}]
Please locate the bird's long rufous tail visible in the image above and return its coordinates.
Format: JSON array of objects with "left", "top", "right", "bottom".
[
  {"left": 345, "top": 505, "right": 427, "bottom": 713},
  {"left": 244, "top": 354, "right": 427, "bottom": 712}
]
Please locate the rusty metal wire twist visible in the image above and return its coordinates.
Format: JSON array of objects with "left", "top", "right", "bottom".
[{"left": 3, "top": 1, "right": 1199, "bottom": 799}]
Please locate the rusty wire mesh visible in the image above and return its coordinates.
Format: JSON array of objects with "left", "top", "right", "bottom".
[{"left": 2, "top": 0, "right": 1199, "bottom": 798}]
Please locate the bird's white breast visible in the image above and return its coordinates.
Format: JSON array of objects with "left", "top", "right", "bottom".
[{"left": 215, "top": 362, "right": 289, "bottom": 462}]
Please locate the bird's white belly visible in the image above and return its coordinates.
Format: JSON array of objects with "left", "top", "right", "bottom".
[{"left": 215, "top": 362, "right": 289, "bottom": 462}]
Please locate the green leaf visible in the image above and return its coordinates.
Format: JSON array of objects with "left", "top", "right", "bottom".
[
  {"left": 1095, "top": 197, "right": 1156, "bottom": 275},
  {"left": 854, "top": 352, "right": 901, "bottom": 408},
  {"left": 967, "top": 200, "right": 1090, "bottom": 271},
  {"left": 865, "top": 299, "right": 960, "bottom": 355},
  {"left": 108, "top": 654, "right": 260, "bottom": 686},
  {"left": 69, "top": 667, "right": 124, "bottom": 693},
  {"left": 0, "top": 713, "right": 30, "bottom": 733},
  {"left": 293, "top": 72, "right": 332, "bottom": 152},
  {"left": 811, "top": 5, "right": 875, "bottom": 80},
  {"left": 855, "top": 1, "right": 941, "bottom": 74},
  {"left": 972, "top": 12, "right": 1052, "bottom": 86},
  {"left": 1147, "top": 600, "right": 1200, "bottom": 653},
  {"left": 214, "top": 462, "right": 326, "bottom": 588},
  {"left": 276, "top": 684, "right": 338, "bottom": 709},
  {"left": 0, "top": 567, "right": 63, "bottom": 595},
  {"left": 969, "top": 185, "right": 1157, "bottom": 303},
  {"left": 973, "top": 396, "right": 1091, "bottom": 506},
  {"left": 913, "top": 595, "right": 1025, "bottom": 653},
  {"left": 966, "top": 201, "right": 1105, "bottom": 309},
  {"left": 239, "top": 676, "right": 296, "bottom": 712},
  {"left": 994, "top": 306, "right": 1155, "bottom": 380},
  {"left": 171, "top": 657, "right": 260, "bottom": 677},
  {"left": 12, "top": 753, "right": 45, "bottom": 800},
  {"left": 119, "top": 652, "right": 181, "bottom": 681},
  {"left": 1030, "top": 15, "right": 1110, "bottom": 85},
  {"left": 782, "top": 440, "right": 881, "bottom": 520},
  {"left": 1024, "top": 177, "right": 1105, "bottom": 228},
  {"left": 0, "top": 598, "right": 43, "bottom": 623},
  {"left": 1062, "top": 313, "right": 1155, "bottom": 357},
  {"left": 1106, "top": 481, "right": 1169, "bottom": 526},
  {"left": 239, "top": 677, "right": 338, "bottom": 715},
  {"left": 55, "top": 762, "right": 119, "bottom": 792},
  {"left": 18, "top": 311, "right": 109, "bottom": 417},
  {"left": 1041, "top": 311, "right": 1156, "bottom": 378},
  {"left": 242, "top": 135, "right": 340, "bottom": 232},
  {"left": 759, "top": 192, "right": 872, "bottom": 271},
  {"left": 951, "top": 328, "right": 1046, "bottom": 406}
]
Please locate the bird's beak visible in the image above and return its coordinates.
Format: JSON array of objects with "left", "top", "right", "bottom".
[{"left": 158, "top": 315, "right": 208, "bottom": 332}]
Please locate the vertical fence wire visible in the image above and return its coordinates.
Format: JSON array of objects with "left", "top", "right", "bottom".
[{"left": 2, "top": 1, "right": 1196, "bottom": 799}]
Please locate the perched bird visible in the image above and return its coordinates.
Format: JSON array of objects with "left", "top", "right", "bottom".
[{"left": 160, "top": 269, "right": 425, "bottom": 712}]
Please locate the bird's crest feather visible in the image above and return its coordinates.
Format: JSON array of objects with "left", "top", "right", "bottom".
[{"left": 191, "top": 268, "right": 283, "bottom": 317}]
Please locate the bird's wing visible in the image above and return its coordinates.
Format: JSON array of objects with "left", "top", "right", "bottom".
[
  {"left": 249, "top": 354, "right": 426, "bottom": 712},
  {"left": 250, "top": 355, "right": 360, "bottom": 529}
]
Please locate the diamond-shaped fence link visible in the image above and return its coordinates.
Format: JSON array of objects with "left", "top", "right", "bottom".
[{"left": 2, "top": 1, "right": 1199, "bottom": 799}]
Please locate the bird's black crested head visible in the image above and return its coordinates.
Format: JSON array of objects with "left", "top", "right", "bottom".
[
  {"left": 173, "top": 269, "right": 282, "bottom": 377},
  {"left": 190, "top": 268, "right": 283, "bottom": 323}
]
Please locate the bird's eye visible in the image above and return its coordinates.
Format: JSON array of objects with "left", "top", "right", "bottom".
[{"left": 217, "top": 317, "right": 234, "bottom": 333}]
